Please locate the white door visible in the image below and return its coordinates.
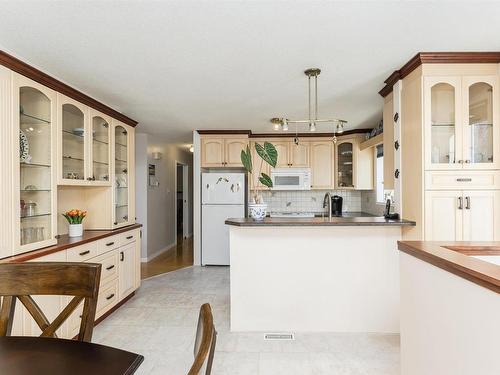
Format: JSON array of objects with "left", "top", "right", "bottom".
[
  {"left": 424, "top": 191, "right": 463, "bottom": 240},
  {"left": 202, "top": 204, "right": 244, "bottom": 265},
  {"left": 462, "top": 190, "right": 500, "bottom": 241},
  {"left": 202, "top": 173, "right": 245, "bottom": 204}
]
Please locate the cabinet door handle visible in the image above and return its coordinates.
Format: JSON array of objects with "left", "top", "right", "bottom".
[
  {"left": 393, "top": 112, "right": 399, "bottom": 123},
  {"left": 456, "top": 178, "right": 472, "bottom": 182},
  {"left": 106, "top": 242, "right": 115, "bottom": 247},
  {"left": 465, "top": 159, "right": 471, "bottom": 164},
  {"left": 458, "top": 196, "right": 463, "bottom": 210},
  {"left": 458, "top": 160, "right": 464, "bottom": 164},
  {"left": 120, "top": 251, "right": 124, "bottom": 261},
  {"left": 394, "top": 169, "right": 400, "bottom": 179},
  {"left": 79, "top": 250, "right": 90, "bottom": 256},
  {"left": 465, "top": 196, "right": 471, "bottom": 210},
  {"left": 126, "top": 235, "right": 133, "bottom": 239},
  {"left": 106, "top": 265, "right": 115, "bottom": 271},
  {"left": 394, "top": 141, "right": 399, "bottom": 150},
  {"left": 106, "top": 293, "right": 115, "bottom": 300}
]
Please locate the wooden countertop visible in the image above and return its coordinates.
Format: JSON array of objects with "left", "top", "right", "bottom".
[
  {"left": 225, "top": 216, "right": 416, "bottom": 227},
  {"left": 1, "top": 224, "right": 142, "bottom": 263},
  {"left": 398, "top": 241, "right": 500, "bottom": 294}
]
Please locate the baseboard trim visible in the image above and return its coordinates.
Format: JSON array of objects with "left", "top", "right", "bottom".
[{"left": 141, "top": 241, "right": 177, "bottom": 263}]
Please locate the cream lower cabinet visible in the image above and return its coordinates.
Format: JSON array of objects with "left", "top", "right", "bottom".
[
  {"left": 200, "top": 136, "right": 248, "bottom": 167},
  {"left": 9, "top": 227, "right": 141, "bottom": 340},
  {"left": 425, "top": 190, "right": 500, "bottom": 241}
]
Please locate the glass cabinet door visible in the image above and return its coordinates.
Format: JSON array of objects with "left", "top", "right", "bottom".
[
  {"left": 19, "top": 86, "right": 53, "bottom": 247},
  {"left": 429, "top": 81, "right": 460, "bottom": 166},
  {"left": 464, "top": 78, "right": 497, "bottom": 168},
  {"left": 114, "top": 125, "right": 129, "bottom": 225},
  {"left": 91, "top": 115, "right": 110, "bottom": 182},
  {"left": 61, "top": 102, "right": 86, "bottom": 181},
  {"left": 337, "top": 142, "right": 354, "bottom": 188}
]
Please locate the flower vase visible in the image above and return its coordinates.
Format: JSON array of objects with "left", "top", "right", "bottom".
[
  {"left": 68, "top": 223, "right": 83, "bottom": 238},
  {"left": 248, "top": 203, "right": 267, "bottom": 221}
]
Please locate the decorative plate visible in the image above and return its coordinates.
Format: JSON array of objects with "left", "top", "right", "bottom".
[{"left": 19, "top": 130, "right": 29, "bottom": 162}]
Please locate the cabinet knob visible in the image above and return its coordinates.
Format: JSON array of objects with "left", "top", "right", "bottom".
[
  {"left": 394, "top": 141, "right": 399, "bottom": 150},
  {"left": 465, "top": 159, "right": 471, "bottom": 164},
  {"left": 394, "top": 169, "right": 400, "bottom": 179},
  {"left": 458, "top": 160, "right": 464, "bottom": 164},
  {"left": 393, "top": 113, "right": 399, "bottom": 123}
]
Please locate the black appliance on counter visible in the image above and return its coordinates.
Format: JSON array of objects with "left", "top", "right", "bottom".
[{"left": 331, "top": 195, "right": 343, "bottom": 216}]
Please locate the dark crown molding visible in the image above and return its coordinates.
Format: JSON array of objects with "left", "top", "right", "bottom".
[
  {"left": 0, "top": 50, "right": 138, "bottom": 127},
  {"left": 379, "top": 52, "right": 500, "bottom": 97},
  {"left": 197, "top": 129, "right": 372, "bottom": 138}
]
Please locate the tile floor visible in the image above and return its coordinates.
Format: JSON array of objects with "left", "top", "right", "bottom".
[{"left": 93, "top": 266, "right": 400, "bottom": 375}]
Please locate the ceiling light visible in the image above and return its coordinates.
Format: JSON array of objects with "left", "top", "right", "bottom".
[
  {"left": 273, "top": 123, "right": 280, "bottom": 131},
  {"left": 189, "top": 145, "right": 194, "bottom": 153},
  {"left": 282, "top": 119, "right": 289, "bottom": 131},
  {"left": 270, "top": 68, "right": 347, "bottom": 137}
]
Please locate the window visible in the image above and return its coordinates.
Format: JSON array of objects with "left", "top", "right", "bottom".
[{"left": 375, "top": 145, "right": 384, "bottom": 203}]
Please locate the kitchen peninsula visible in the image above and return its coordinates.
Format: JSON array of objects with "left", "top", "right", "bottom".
[{"left": 226, "top": 216, "right": 415, "bottom": 333}]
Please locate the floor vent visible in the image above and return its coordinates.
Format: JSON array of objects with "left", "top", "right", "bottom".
[{"left": 264, "top": 333, "right": 295, "bottom": 340}]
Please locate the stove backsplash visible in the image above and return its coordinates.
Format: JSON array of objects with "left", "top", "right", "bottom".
[{"left": 251, "top": 190, "right": 362, "bottom": 213}]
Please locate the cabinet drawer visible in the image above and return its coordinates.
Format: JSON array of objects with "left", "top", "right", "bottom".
[
  {"left": 96, "top": 279, "right": 119, "bottom": 318},
  {"left": 425, "top": 171, "right": 500, "bottom": 190},
  {"left": 97, "top": 235, "right": 121, "bottom": 254},
  {"left": 120, "top": 230, "right": 138, "bottom": 246},
  {"left": 91, "top": 250, "right": 119, "bottom": 286},
  {"left": 66, "top": 242, "right": 98, "bottom": 262}
]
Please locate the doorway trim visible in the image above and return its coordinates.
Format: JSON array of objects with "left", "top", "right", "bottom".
[{"left": 174, "top": 160, "right": 190, "bottom": 243}]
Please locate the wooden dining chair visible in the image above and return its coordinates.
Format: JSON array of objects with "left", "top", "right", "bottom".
[
  {"left": 188, "top": 303, "right": 217, "bottom": 375},
  {"left": 0, "top": 262, "right": 101, "bottom": 342}
]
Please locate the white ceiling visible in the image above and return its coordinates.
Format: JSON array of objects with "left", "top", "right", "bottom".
[{"left": 1, "top": 1, "right": 500, "bottom": 142}]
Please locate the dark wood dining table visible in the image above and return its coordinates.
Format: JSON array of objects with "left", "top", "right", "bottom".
[{"left": 0, "top": 336, "right": 144, "bottom": 375}]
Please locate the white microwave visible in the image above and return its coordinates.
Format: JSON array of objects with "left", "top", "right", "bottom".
[{"left": 271, "top": 168, "right": 311, "bottom": 190}]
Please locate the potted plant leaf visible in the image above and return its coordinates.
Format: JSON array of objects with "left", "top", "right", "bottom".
[{"left": 240, "top": 142, "right": 277, "bottom": 220}]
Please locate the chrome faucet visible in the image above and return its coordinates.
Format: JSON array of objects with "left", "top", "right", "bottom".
[{"left": 323, "top": 192, "right": 332, "bottom": 219}]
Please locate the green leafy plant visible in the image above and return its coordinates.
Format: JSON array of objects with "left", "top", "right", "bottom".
[{"left": 241, "top": 142, "right": 278, "bottom": 203}]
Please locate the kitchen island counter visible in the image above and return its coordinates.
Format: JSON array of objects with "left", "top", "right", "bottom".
[{"left": 226, "top": 215, "right": 415, "bottom": 227}]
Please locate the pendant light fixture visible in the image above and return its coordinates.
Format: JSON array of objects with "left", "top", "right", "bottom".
[{"left": 271, "top": 68, "right": 347, "bottom": 142}]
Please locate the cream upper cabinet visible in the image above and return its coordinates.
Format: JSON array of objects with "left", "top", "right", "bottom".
[
  {"left": 113, "top": 121, "right": 135, "bottom": 228},
  {"left": 462, "top": 76, "right": 499, "bottom": 169},
  {"left": 89, "top": 110, "right": 112, "bottom": 184},
  {"left": 201, "top": 136, "right": 248, "bottom": 167},
  {"left": 225, "top": 138, "right": 248, "bottom": 167},
  {"left": 57, "top": 94, "right": 90, "bottom": 184},
  {"left": 335, "top": 137, "right": 373, "bottom": 190},
  {"left": 15, "top": 74, "right": 58, "bottom": 255},
  {"left": 424, "top": 75, "right": 499, "bottom": 170},
  {"left": 289, "top": 142, "right": 310, "bottom": 167},
  {"left": 270, "top": 141, "right": 290, "bottom": 168},
  {"left": 310, "top": 141, "right": 333, "bottom": 189}
]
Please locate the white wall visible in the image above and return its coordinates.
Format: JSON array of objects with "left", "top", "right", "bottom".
[
  {"left": 135, "top": 133, "right": 148, "bottom": 259},
  {"left": 135, "top": 134, "right": 193, "bottom": 261}
]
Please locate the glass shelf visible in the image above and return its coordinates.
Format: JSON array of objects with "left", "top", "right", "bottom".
[
  {"left": 21, "top": 212, "right": 51, "bottom": 219},
  {"left": 20, "top": 112, "right": 51, "bottom": 125},
  {"left": 115, "top": 204, "right": 128, "bottom": 208},
  {"left": 21, "top": 162, "right": 51, "bottom": 168},
  {"left": 431, "top": 123, "right": 455, "bottom": 127},
  {"left": 62, "top": 129, "right": 84, "bottom": 139},
  {"left": 21, "top": 189, "right": 51, "bottom": 192},
  {"left": 115, "top": 159, "right": 127, "bottom": 163},
  {"left": 93, "top": 160, "right": 109, "bottom": 166},
  {"left": 93, "top": 138, "right": 108, "bottom": 145},
  {"left": 115, "top": 142, "right": 127, "bottom": 148}
]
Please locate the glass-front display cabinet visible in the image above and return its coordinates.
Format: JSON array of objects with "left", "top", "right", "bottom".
[
  {"left": 336, "top": 141, "right": 354, "bottom": 188},
  {"left": 90, "top": 111, "right": 111, "bottom": 183},
  {"left": 59, "top": 95, "right": 88, "bottom": 184},
  {"left": 463, "top": 76, "right": 498, "bottom": 169},
  {"left": 114, "top": 123, "right": 130, "bottom": 227},
  {"left": 426, "top": 77, "right": 462, "bottom": 169},
  {"left": 16, "top": 76, "right": 57, "bottom": 252}
]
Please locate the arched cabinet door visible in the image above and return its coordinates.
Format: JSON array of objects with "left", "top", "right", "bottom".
[
  {"left": 113, "top": 122, "right": 134, "bottom": 228},
  {"left": 424, "top": 76, "right": 462, "bottom": 170},
  {"left": 335, "top": 141, "right": 354, "bottom": 189},
  {"left": 14, "top": 74, "right": 58, "bottom": 254},
  {"left": 462, "top": 76, "right": 499, "bottom": 170},
  {"left": 90, "top": 110, "right": 112, "bottom": 184}
]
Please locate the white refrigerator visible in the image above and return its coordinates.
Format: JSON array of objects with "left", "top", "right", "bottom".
[{"left": 202, "top": 173, "right": 245, "bottom": 265}]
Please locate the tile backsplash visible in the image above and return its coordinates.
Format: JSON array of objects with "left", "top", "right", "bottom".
[{"left": 251, "top": 190, "right": 362, "bottom": 213}]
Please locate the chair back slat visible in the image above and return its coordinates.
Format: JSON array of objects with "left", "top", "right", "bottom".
[
  {"left": 0, "top": 262, "right": 101, "bottom": 342},
  {"left": 188, "top": 303, "right": 217, "bottom": 375},
  {"left": 0, "top": 296, "right": 16, "bottom": 336}
]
